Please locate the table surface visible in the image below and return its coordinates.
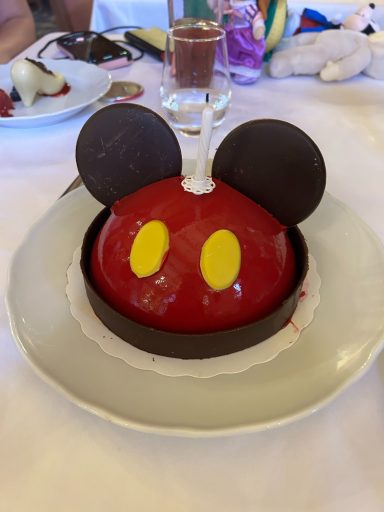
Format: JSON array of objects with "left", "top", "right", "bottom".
[
  {"left": 1, "top": 33, "right": 384, "bottom": 512},
  {"left": 90, "top": 0, "right": 183, "bottom": 32}
]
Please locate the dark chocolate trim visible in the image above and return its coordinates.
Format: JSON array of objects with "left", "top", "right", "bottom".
[
  {"left": 212, "top": 119, "right": 326, "bottom": 227},
  {"left": 80, "top": 208, "right": 308, "bottom": 359},
  {"left": 26, "top": 58, "right": 54, "bottom": 75},
  {"left": 76, "top": 104, "right": 182, "bottom": 207}
]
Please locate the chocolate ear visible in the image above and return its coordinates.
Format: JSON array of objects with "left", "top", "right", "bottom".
[
  {"left": 76, "top": 104, "right": 182, "bottom": 207},
  {"left": 212, "top": 119, "right": 326, "bottom": 226}
]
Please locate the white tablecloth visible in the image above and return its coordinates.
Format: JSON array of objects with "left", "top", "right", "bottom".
[
  {"left": 1, "top": 34, "right": 384, "bottom": 511},
  {"left": 90, "top": 0, "right": 184, "bottom": 32}
]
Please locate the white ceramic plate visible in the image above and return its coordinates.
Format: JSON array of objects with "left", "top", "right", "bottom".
[
  {"left": 6, "top": 187, "right": 384, "bottom": 437},
  {"left": 0, "top": 59, "right": 111, "bottom": 127}
]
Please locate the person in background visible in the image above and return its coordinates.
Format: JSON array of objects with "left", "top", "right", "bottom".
[{"left": 0, "top": 0, "right": 36, "bottom": 63}]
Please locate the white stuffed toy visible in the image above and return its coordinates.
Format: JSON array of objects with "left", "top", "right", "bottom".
[
  {"left": 343, "top": 2, "right": 379, "bottom": 34},
  {"left": 269, "top": 29, "right": 384, "bottom": 81}
]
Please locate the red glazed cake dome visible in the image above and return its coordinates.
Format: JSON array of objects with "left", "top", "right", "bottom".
[
  {"left": 90, "top": 177, "right": 297, "bottom": 334},
  {"left": 77, "top": 104, "right": 325, "bottom": 359}
]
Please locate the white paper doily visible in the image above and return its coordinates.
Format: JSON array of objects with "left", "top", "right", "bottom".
[{"left": 66, "top": 248, "right": 320, "bottom": 378}]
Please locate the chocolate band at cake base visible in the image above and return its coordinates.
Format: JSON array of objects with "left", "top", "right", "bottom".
[
  {"left": 212, "top": 119, "right": 326, "bottom": 227},
  {"left": 75, "top": 104, "right": 182, "bottom": 207},
  {"left": 81, "top": 208, "right": 309, "bottom": 360}
]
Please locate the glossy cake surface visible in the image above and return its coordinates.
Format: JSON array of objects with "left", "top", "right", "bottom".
[
  {"left": 77, "top": 106, "right": 325, "bottom": 359},
  {"left": 90, "top": 177, "right": 297, "bottom": 334}
]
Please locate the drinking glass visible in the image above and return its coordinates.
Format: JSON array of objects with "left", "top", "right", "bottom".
[{"left": 160, "top": 20, "right": 231, "bottom": 135}]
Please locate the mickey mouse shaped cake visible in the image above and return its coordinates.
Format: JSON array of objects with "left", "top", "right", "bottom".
[{"left": 77, "top": 104, "right": 326, "bottom": 359}]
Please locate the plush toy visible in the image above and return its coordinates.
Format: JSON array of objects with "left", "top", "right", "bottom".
[
  {"left": 207, "top": 0, "right": 266, "bottom": 84},
  {"left": 224, "top": 0, "right": 267, "bottom": 84},
  {"left": 285, "top": 7, "right": 341, "bottom": 36},
  {"left": 343, "top": 2, "right": 379, "bottom": 34},
  {"left": 269, "top": 29, "right": 384, "bottom": 81},
  {"left": 207, "top": 0, "right": 287, "bottom": 83}
]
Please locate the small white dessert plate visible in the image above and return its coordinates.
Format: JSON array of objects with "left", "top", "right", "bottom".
[
  {"left": 0, "top": 59, "right": 112, "bottom": 128},
  {"left": 6, "top": 186, "right": 384, "bottom": 437}
]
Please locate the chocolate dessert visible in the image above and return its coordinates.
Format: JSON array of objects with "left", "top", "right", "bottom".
[
  {"left": 10, "top": 59, "right": 70, "bottom": 107},
  {"left": 76, "top": 104, "right": 326, "bottom": 359}
]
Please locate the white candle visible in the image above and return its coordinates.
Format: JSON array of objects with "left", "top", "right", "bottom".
[{"left": 195, "top": 102, "right": 214, "bottom": 181}]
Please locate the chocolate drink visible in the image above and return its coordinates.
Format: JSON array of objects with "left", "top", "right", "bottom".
[{"left": 173, "top": 25, "right": 217, "bottom": 88}]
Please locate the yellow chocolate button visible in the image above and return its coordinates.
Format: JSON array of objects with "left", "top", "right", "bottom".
[
  {"left": 130, "top": 220, "right": 169, "bottom": 278},
  {"left": 200, "top": 229, "right": 241, "bottom": 290}
]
